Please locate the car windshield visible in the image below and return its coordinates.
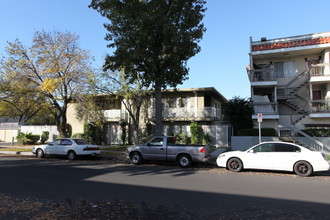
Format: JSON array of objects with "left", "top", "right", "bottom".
[{"left": 73, "top": 139, "right": 90, "bottom": 145}]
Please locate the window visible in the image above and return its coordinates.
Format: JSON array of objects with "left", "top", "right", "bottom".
[
  {"left": 167, "top": 137, "right": 176, "bottom": 145},
  {"left": 273, "top": 143, "right": 300, "bottom": 152},
  {"left": 61, "top": 139, "right": 72, "bottom": 145},
  {"left": 74, "top": 139, "right": 90, "bottom": 145},
  {"left": 167, "top": 98, "right": 177, "bottom": 108},
  {"left": 274, "top": 61, "right": 295, "bottom": 78},
  {"left": 178, "top": 97, "right": 190, "bottom": 108},
  {"left": 52, "top": 140, "right": 61, "bottom": 145},
  {"left": 252, "top": 143, "right": 272, "bottom": 152},
  {"left": 149, "top": 138, "right": 163, "bottom": 146}
]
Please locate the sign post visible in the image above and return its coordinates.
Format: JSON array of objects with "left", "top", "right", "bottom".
[{"left": 257, "top": 113, "right": 262, "bottom": 143}]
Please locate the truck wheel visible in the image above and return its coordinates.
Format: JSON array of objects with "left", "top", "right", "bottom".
[
  {"left": 177, "top": 154, "right": 192, "bottom": 168},
  {"left": 130, "top": 152, "right": 143, "bottom": 165}
]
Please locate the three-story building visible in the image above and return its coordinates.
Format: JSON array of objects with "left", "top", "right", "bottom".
[{"left": 248, "top": 32, "right": 330, "bottom": 152}]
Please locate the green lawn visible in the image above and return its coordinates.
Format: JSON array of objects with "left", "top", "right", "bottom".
[
  {"left": 0, "top": 145, "right": 130, "bottom": 153},
  {"left": 0, "top": 147, "right": 32, "bottom": 152},
  {"left": 101, "top": 145, "right": 130, "bottom": 152}
]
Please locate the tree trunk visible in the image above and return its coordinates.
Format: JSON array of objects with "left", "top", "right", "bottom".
[
  {"left": 55, "top": 105, "right": 70, "bottom": 138},
  {"left": 154, "top": 83, "right": 163, "bottom": 136}
]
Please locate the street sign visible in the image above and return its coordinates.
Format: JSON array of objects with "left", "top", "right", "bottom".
[{"left": 257, "top": 113, "right": 262, "bottom": 143}]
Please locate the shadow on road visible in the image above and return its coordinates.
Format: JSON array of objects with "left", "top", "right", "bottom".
[{"left": 0, "top": 157, "right": 329, "bottom": 219}]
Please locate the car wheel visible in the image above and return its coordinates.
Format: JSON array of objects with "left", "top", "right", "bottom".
[
  {"left": 177, "top": 154, "right": 192, "bottom": 168},
  {"left": 294, "top": 161, "right": 313, "bottom": 177},
  {"left": 227, "top": 157, "right": 243, "bottom": 172},
  {"left": 67, "top": 151, "right": 76, "bottom": 160},
  {"left": 36, "top": 149, "right": 44, "bottom": 158},
  {"left": 130, "top": 152, "right": 143, "bottom": 165}
]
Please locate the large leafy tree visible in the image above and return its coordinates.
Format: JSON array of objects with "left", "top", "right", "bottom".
[
  {"left": 0, "top": 30, "right": 94, "bottom": 137},
  {"left": 224, "top": 97, "right": 254, "bottom": 135},
  {"left": 0, "top": 78, "right": 52, "bottom": 124},
  {"left": 90, "top": 0, "right": 206, "bottom": 135}
]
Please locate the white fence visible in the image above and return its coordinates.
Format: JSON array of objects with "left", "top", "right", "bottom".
[
  {"left": 20, "top": 125, "right": 59, "bottom": 142},
  {"left": 202, "top": 125, "right": 231, "bottom": 147}
]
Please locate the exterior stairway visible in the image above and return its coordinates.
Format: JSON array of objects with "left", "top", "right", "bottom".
[{"left": 277, "top": 68, "right": 330, "bottom": 154}]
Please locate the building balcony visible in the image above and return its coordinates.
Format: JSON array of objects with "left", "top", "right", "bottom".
[
  {"left": 309, "top": 100, "right": 330, "bottom": 118},
  {"left": 247, "top": 68, "right": 277, "bottom": 86},
  {"left": 252, "top": 102, "right": 279, "bottom": 119},
  {"left": 152, "top": 107, "right": 222, "bottom": 121},
  {"left": 310, "top": 64, "right": 330, "bottom": 83},
  {"left": 103, "top": 109, "right": 127, "bottom": 121}
]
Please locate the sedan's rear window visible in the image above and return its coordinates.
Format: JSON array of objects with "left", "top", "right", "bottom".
[
  {"left": 73, "top": 139, "right": 90, "bottom": 145},
  {"left": 273, "top": 143, "right": 301, "bottom": 152}
]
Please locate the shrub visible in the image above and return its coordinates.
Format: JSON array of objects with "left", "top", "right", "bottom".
[
  {"left": 176, "top": 133, "right": 190, "bottom": 145},
  {"left": 40, "top": 131, "right": 50, "bottom": 144},
  {"left": 190, "top": 122, "right": 199, "bottom": 144},
  {"left": 302, "top": 128, "right": 330, "bottom": 137},
  {"left": 72, "top": 133, "right": 87, "bottom": 139},
  {"left": 237, "top": 128, "right": 277, "bottom": 136},
  {"left": 138, "top": 130, "right": 154, "bottom": 145},
  {"left": 83, "top": 122, "right": 103, "bottom": 145},
  {"left": 17, "top": 133, "right": 26, "bottom": 145},
  {"left": 25, "top": 133, "right": 40, "bottom": 144},
  {"left": 17, "top": 132, "right": 40, "bottom": 145},
  {"left": 202, "top": 133, "right": 211, "bottom": 146}
]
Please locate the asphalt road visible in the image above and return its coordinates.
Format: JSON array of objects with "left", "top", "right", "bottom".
[{"left": 1, "top": 156, "right": 330, "bottom": 219}]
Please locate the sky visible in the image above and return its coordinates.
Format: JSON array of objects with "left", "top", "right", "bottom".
[{"left": 1, "top": 0, "right": 330, "bottom": 100}]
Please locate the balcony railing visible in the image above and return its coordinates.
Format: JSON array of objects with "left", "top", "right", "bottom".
[
  {"left": 248, "top": 68, "right": 276, "bottom": 82},
  {"left": 104, "top": 109, "right": 127, "bottom": 121},
  {"left": 310, "top": 100, "right": 330, "bottom": 113},
  {"left": 310, "top": 63, "right": 329, "bottom": 76},
  {"left": 253, "top": 102, "right": 278, "bottom": 114},
  {"left": 154, "top": 107, "right": 222, "bottom": 120}
]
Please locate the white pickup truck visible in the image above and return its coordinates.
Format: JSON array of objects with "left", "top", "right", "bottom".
[{"left": 126, "top": 136, "right": 211, "bottom": 167}]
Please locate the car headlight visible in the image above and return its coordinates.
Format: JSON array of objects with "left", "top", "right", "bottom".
[{"left": 218, "top": 154, "right": 226, "bottom": 159}]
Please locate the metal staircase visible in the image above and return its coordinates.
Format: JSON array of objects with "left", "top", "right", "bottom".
[{"left": 277, "top": 68, "right": 330, "bottom": 154}]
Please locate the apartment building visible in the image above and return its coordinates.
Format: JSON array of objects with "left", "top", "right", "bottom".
[
  {"left": 67, "top": 87, "right": 230, "bottom": 146},
  {"left": 247, "top": 32, "right": 330, "bottom": 152}
]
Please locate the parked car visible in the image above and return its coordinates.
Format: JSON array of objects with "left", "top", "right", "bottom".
[
  {"left": 32, "top": 138, "right": 101, "bottom": 160},
  {"left": 216, "top": 142, "right": 330, "bottom": 177},
  {"left": 126, "top": 136, "right": 211, "bottom": 168}
]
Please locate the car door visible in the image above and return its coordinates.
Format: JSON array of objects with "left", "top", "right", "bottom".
[
  {"left": 45, "top": 139, "right": 61, "bottom": 155},
  {"left": 243, "top": 143, "right": 274, "bottom": 170},
  {"left": 141, "top": 137, "right": 166, "bottom": 160},
  {"left": 57, "top": 139, "right": 73, "bottom": 155},
  {"left": 271, "top": 143, "right": 301, "bottom": 170}
]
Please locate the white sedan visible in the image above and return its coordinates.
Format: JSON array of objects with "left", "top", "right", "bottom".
[
  {"left": 216, "top": 142, "right": 330, "bottom": 177},
  {"left": 32, "top": 138, "right": 101, "bottom": 160}
]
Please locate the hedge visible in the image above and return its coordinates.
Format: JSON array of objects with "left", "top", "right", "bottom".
[
  {"left": 302, "top": 129, "right": 330, "bottom": 137},
  {"left": 237, "top": 128, "right": 277, "bottom": 136}
]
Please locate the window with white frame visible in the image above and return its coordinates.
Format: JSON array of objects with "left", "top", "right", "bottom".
[{"left": 274, "top": 61, "right": 295, "bottom": 78}]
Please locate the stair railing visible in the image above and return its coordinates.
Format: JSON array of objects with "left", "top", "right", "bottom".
[
  {"left": 277, "top": 69, "right": 310, "bottom": 98},
  {"left": 291, "top": 126, "right": 330, "bottom": 154}
]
